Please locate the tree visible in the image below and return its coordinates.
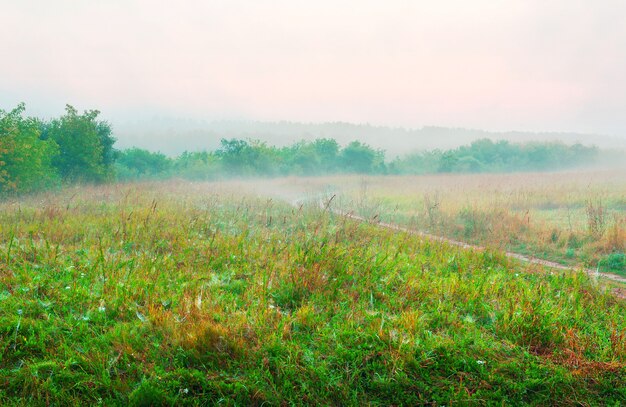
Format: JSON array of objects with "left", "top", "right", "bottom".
[
  {"left": 279, "top": 142, "right": 319, "bottom": 175},
  {"left": 216, "top": 138, "right": 250, "bottom": 174},
  {"left": 339, "top": 141, "right": 385, "bottom": 173},
  {"left": 312, "top": 138, "right": 340, "bottom": 172},
  {"left": 438, "top": 151, "right": 459, "bottom": 173},
  {"left": 97, "top": 120, "right": 117, "bottom": 169},
  {"left": 45, "top": 105, "right": 116, "bottom": 182},
  {"left": 0, "top": 104, "right": 59, "bottom": 194},
  {"left": 116, "top": 148, "right": 171, "bottom": 180},
  {"left": 173, "top": 151, "right": 222, "bottom": 180},
  {"left": 216, "top": 138, "right": 278, "bottom": 176}
]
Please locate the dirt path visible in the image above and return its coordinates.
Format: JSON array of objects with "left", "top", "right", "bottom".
[{"left": 291, "top": 195, "right": 626, "bottom": 287}]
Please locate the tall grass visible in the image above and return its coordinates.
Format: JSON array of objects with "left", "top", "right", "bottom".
[
  {"left": 0, "top": 180, "right": 624, "bottom": 405},
  {"left": 323, "top": 171, "right": 626, "bottom": 276}
]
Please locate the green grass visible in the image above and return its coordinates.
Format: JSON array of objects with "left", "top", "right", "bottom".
[
  {"left": 320, "top": 172, "right": 626, "bottom": 275},
  {"left": 0, "top": 181, "right": 625, "bottom": 405}
]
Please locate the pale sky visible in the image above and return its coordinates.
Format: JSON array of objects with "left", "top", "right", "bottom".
[{"left": 2, "top": 0, "right": 626, "bottom": 137}]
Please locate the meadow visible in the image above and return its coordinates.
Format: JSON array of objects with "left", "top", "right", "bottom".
[
  {"left": 0, "top": 180, "right": 625, "bottom": 405},
  {"left": 294, "top": 170, "right": 626, "bottom": 278}
]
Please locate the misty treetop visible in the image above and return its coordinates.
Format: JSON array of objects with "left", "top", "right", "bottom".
[
  {"left": 118, "top": 137, "right": 599, "bottom": 181},
  {"left": 116, "top": 138, "right": 387, "bottom": 180},
  {"left": 0, "top": 104, "right": 605, "bottom": 194},
  {"left": 389, "top": 138, "right": 600, "bottom": 174}
]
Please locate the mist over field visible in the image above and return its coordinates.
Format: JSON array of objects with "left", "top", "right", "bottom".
[{"left": 2, "top": 1, "right": 626, "bottom": 405}]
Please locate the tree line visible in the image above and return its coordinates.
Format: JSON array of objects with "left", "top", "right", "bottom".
[
  {"left": 1, "top": 104, "right": 601, "bottom": 194},
  {"left": 116, "top": 138, "right": 386, "bottom": 180},
  {"left": 117, "top": 137, "right": 600, "bottom": 180},
  {"left": 389, "top": 138, "right": 600, "bottom": 174}
]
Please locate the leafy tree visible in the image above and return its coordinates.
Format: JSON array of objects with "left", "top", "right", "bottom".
[
  {"left": 456, "top": 155, "right": 484, "bottom": 172},
  {"left": 173, "top": 151, "right": 221, "bottom": 180},
  {"left": 524, "top": 143, "right": 553, "bottom": 171},
  {"left": 45, "top": 105, "right": 115, "bottom": 182},
  {"left": 312, "top": 138, "right": 340, "bottom": 171},
  {"left": 279, "top": 142, "right": 319, "bottom": 175},
  {"left": 217, "top": 138, "right": 278, "bottom": 176},
  {"left": 217, "top": 138, "right": 251, "bottom": 174},
  {"left": 340, "top": 141, "right": 385, "bottom": 173},
  {"left": 277, "top": 138, "right": 340, "bottom": 175},
  {"left": 438, "top": 151, "right": 460, "bottom": 173},
  {"left": 97, "top": 120, "right": 117, "bottom": 168},
  {"left": 116, "top": 148, "right": 171, "bottom": 180},
  {"left": 0, "top": 104, "right": 59, "bottom": 194},
  {"left": 389, "top": 150, "right": 442, "bottom": 175}
]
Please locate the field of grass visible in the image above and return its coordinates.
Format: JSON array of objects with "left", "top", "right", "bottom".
[
  {"left": 302, "top": 170, "right": 625, "bottom": 277},
  {"left": 1, "top": 180, "right": 625, "bottom": 405}
]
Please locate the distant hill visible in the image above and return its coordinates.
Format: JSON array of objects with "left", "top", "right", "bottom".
[{"left": 113, "top": 118, "right": 626, "bottom": 157}]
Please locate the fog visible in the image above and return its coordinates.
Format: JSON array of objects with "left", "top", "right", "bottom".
[
  {"left": 113, "top": 119, "right": 626, "bottom": 158},
  {"left": 2, "top": 1, "right": 626, "bottom": 151}
]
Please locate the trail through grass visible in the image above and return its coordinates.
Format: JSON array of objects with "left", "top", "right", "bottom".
[
  {"left": 0, "top": 181, "right": 624, "bottom": 405},
  {"left": 294, "top": 171, "right": 626, "bottom": 277}
]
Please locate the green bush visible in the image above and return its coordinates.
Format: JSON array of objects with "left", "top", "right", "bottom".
[{"left": 599, "top": 252, "right": 625, "bottom": 274}]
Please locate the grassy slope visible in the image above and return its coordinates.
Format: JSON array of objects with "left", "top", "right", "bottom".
[{"left": 0, "top": 182, "right": 625, "bottom": 406}]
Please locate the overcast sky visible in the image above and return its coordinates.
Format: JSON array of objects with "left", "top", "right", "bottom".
[{"left": 2, "top": 0, "right": 626, "bottom": 137}]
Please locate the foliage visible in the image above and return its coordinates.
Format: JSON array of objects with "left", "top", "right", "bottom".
[
  {"left": 0, "top": 104, "right": 59, "bottom": 194},
  {"left": 599, "top": 253, "right": 626, "bottom": 274},
  {"left": 391, "top": 138, "right": 600, "bottom": 174},
  {"left": 170, "top": 151, "right": 221, "bottom": 180},
  {"left": 0, "top": 103, "right": 614, "bottom": 195},
  {"left": 217, "top": 138, "right": 279, "bottom": 176},
  {"left": 116, "top": 148, "right": 172, "bottom": 180},
  {"left": 278, "top": 138, "right": 340, "bottom": 175},
  {"left": 339, "top": 141, "right": 386, "bottom": 173},
  {"left": 115, "top": 138, "right": 385, "bottom": 181},
  {"left": 44, "top": 104, "right": 115, "bottom": 183}
]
